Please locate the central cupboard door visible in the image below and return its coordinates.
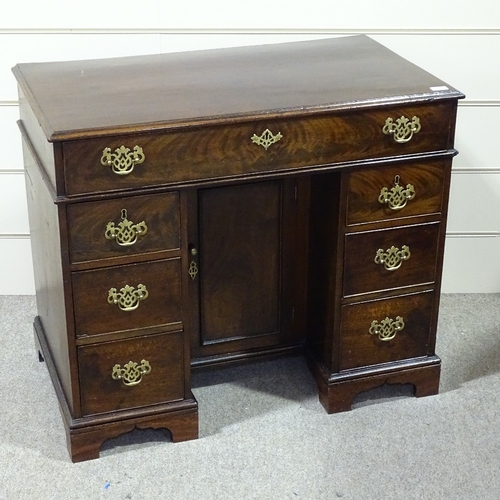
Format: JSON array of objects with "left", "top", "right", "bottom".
[{"left": 189, "top": 178, "right": 309, "bottom": 363}]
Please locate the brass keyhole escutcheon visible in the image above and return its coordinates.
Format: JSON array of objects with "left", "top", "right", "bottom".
[
  {"left": 251, "top": 128, "right": 283, "bottom": 150},
  {"left": 188, "top": 246, "right": 199, "bottom": 280},
  {"left": 188, "top": 261, "right": 199, "bottom": 280}
]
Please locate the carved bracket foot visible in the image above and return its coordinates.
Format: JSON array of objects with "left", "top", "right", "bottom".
[
  {"left": 306, "top": 351, "right": 441, "bottom": 414},
  {"left": 67, "top": 405, "right": 199, "bottom": 463}
]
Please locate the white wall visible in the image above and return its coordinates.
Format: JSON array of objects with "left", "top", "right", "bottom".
[{"left": 1, "top": 1, "right": 499, "bottom": 294}]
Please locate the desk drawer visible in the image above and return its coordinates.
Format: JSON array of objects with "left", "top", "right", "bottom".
[
  {"left": 343, "top": 222, "right": 440, "bottom": 297},
  {"left": 67, "top": 192, "right": 180, "bottom": 264},
  {"left": 78, "top": 331, "right": 184, "bottom": 415},
  {"left": 346, "top": 160, "right": 450, "bottom": 226},
  {"left": 340, "top": 291, "right": 434, "bottom": 371},
  {"left": 63, "top": 102, "right": 454, "bottom": 196},
  {"left": 72, "top": 258, "right": 182, "bottom": 338}
]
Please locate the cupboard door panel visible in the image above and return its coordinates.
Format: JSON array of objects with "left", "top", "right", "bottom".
[{"left": 198, "top": 181, "right": 282, "bottom": 345}]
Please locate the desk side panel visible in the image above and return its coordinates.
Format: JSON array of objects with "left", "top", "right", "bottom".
[
  {"left": 22, "top": 136, "right": 75, "bottom": 414},
  {"left": 18, "top": 87, "right": 58, "bottom": 196}
]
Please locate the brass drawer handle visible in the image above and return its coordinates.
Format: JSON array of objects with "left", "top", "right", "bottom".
[
  {"left": 383, "top": 115, "right": 421, "bottom": 143},
  {"left": 374, "top": 245, "right": 411, "bottom": 271},
  {"left": 378, "top": 175, "right": 415, "bottom": 210},
  {"left": 251, "top": 128, "right": 283, "bottom": 150},
  {"left": 105, "top": 209, "right": 148, "bottom": 247},
  {"left": 100, "top": 145, "right": 145, "bottom": 175},
  {"left": 112, "top": 359, "right": 151, "bottom": 386},
  {"left": 369, "top": 316, "right": 405, "bottom": 342},
  {"left": 107, "top": 284, "right": 149, "bottom": 311}
]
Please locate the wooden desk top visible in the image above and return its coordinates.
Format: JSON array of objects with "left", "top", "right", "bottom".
[{"left": 12, "top": 35, "right": 463, "bottom": 141}]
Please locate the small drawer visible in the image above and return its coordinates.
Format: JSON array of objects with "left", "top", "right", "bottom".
[
  {"left": 72, "top": 258, "right": 181, "bottom": 338},
  {"left": 62, "top": 102, "right": 454, "bottom": 196},
  {"left": 67, "top": 192, "right": 180, "bottom": 264},
  {"left": 340, "top": 291, "right": 434, "bottom": 371},
  {"left": 345, "top": 160, "right": 450, "bottom": 226},
  {"left": 343, "top": 222, "right": 440, "bottom": 297},
  {"left": 78, "top": 331, "right": 185, "bottom": 415}
]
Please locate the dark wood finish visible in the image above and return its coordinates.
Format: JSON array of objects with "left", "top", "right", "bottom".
[
  {"left": 343, "top": 222, "right": 440, "bottom": 297},
  {"left": 78, "top": 332, "right": 184, "bottom": 415},
  {"left": 67, "top": 191, "right": 180, "bottom": 264},
  {"left": 339, "top": 291, "right": 435, "bottom": 370},
  {"left": 72, "top": 258, "right": 182, "bottom": 338},
  {"left": 34, "top": 315, "right": 199, "bottom": 462},
  {"left": 307, "top": 172, "right": 343, "bottom": 370},
  {"left": 12, "top": 36, "right": 461, "bottom": 141},
  {"left": 61, "top": 103, "right": 454, "bottom": 196},
  {"left": 199, "top": 181, "right": 281, "bottom": 343},
  {"left": 310, "top": 355, "right": 441, "bottom": 414},
  {"left": 14, "top": 36, "right": 464, "bottom": 462},
  {"left": 22, "top": 135, "right": 78, "bottom": 413},
  {"left": 346, "top": 159, "right": 449, "bottom": 226},
  {"left": 67, "top": 408, "right": 199, "bottom": 463}
]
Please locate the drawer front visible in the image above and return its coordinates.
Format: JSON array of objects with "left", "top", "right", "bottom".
[
  {"left": 346, "top": 160, "right": 450, "bottom": 226},
  {"left": 343, "top": 222, "right": 440, "bottom": 297},
  {"left": 67, "top": 192, "right": 180, "bottom": 264},
  {"left": 63, "top": 102, "right": 454, "bottom": 195},
  {"left": 72, "top": 258, "right": 182, "bottom": 337},
  {"left": 340, "top": 291, "right": 434, "bottom": 371},
  {"left": 78, "top": 331, "right": 184, "bottom": 415}
]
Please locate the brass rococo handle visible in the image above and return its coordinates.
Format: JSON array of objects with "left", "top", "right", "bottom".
[
  {"left": 251, "top": 128, "right": 283, "bottom": 150},
  {"left": 112, "top": 359, "right": 151, "bottom": 386},
  {"left": 383, "top": 115, "right": 421, "bottom": 143},
  {"left": 101, "top": 145, "right": 145, "bottom": 175},
  {"left": 369, "top": 316, "right": 405, "bottom": 342},
  {"left": 105, "top": 209, "right": 148, "bottom": 247},
  {"left": 374, "top": 245, "right": 411, "bottom": 271},
  {"left": 378, "top": 175, "right": 415, "bottom": 211},
  {"left": 107, "top": 284, "right": 149, "bottom": 311}
]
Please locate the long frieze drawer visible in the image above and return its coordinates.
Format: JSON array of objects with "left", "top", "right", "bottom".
[
  {"left": 339, "top": 291, "right": 434, "bottom": 371},
  {"left": 72, "top": 258, "right": 181, "bottom": 338},
  {"left": 67, "top": 192, "right": 180, "bottom": 264},
  {"left": 343, "top": 222, "right": 440, "bottom": 297},
  {"left": 78, "top": 331, "right": 184, "bottom": 415},
  {"left": 345, "top": 159, "right": 450, "bottom": 226},
  {"left": 62, "top": 102, "right": 455, "bottom": 196}
]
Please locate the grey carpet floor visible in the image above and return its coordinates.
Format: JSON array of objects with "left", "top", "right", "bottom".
[{"left": 0, "top": 294, "right": 499, "bottom": 500}]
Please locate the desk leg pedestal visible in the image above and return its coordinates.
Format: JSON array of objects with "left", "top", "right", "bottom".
[
  {"left": 307, "top": 353, "right": 441, "bottom": 414},
  {"left": 34, "top": 318, "right": 199, "bottom": 463},
  {"left": 66, "top": 407, "right": 199, "bottom": 463}
]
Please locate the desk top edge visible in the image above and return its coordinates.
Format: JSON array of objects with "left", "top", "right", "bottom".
[{"left": 12, "top": 35, "right": 465, "bottom": 142}]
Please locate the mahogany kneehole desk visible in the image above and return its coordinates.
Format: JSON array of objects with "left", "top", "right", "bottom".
[{"left": 13, "top": 35, "right": 464, "bottom": 462}]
